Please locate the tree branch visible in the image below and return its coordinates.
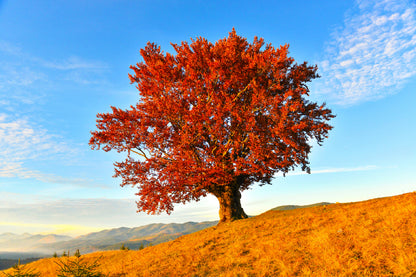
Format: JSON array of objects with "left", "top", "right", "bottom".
[{"left": 130, "top": 148, "right": 149, "bottom": 160}]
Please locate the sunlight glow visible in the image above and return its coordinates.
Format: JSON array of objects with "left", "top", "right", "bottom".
[{"left": 0, "top": 222, "right": 102, "bottom": 236}]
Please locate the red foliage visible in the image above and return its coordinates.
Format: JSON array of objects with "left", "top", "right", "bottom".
[{"left": 90, "top": 29, "right": 334, "bottom": 220}]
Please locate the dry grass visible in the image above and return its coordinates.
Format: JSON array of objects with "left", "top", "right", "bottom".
[{"left": 2, "top": 192, "right": 416, "bottom": 276}]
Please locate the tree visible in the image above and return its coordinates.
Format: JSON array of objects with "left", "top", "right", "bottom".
[
  {"left": 90, "top": 29, "right": 335, "bottom": 223},
  {"left": 55, "top": 255, "right": 103, "bottom": 277},
  {"left": 74, "top": 249, "right": 81, "bottom": 258}
]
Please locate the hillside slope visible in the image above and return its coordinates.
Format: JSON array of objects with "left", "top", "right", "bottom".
[
  {"left": 270, "top": 202, "right": 332, "bottom": 211},
  {"left": 3, "top": 192, "right": 416, "bottom": 276}
]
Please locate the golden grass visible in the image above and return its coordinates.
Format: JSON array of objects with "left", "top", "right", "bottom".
[{"left": 2, "top": 192, "right": 416, "bottom": 276}]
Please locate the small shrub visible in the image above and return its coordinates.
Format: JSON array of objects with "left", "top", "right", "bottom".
[
  {"left": 55, "top": 253, "right": 104, "bottom": 277},
  {"left": 74, "top": 249, "right": 81, "bottom": 258}
]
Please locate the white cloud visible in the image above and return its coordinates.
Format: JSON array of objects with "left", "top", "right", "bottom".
[
  {"left": 316, "top": 0, "right": 416, "bottom": 105},
  {"left": 0, "top": 40, "right": 109, "bottom": 92},
  {"left": 0, "top": 62, "right": 46, "bottom": 92},
  {"left": 280, "top": 165, "right": 378, "bottom": 176},
  {"left": 0, "top": 43, "right": 109, "bottom": 187},
  {"left": 40, "top": 56, "right": 108, "bottom": 71},
  {"left": 310, "top": 165, "right": 377, "bottom": 175},
  {"left": 0, "top": 114, "right": 96, "bottom": 186},
  {"left": 0, "top": 114, "right": 71, "bottom": 162},
  {"left": 0, "top": 161, "right": 106, "bottom": 188},
  {"left": 0, "top": 41, "right": 23, "bottom": 56}
]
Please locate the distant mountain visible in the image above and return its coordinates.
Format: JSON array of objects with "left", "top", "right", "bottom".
[
  {"left": 40, "top": 221, "right": 217, "bottom": 254},
  {"left": 0, "top": 236, "right": 70, "bottom": 271},
  {"left": 0, "top": 233, "right": 32, "bottom": 243},
  {"left": 0, "top": 233, "right": 72, "bottom": 253},
  {"left": 0, "top": 221, "right": 217, "bottom": 261},
  {"left": 0, "top": 221, "right": 217, "bottom": 270},
  {"left": 270, "top": 202, "right": 332, "bottom": 211},
  {"left": 77, "top": 221, "right": 216, "bottom": 242}
]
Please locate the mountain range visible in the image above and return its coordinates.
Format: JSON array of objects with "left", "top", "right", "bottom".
[
  {"left": 0, "top": 221, "right": 217, "bottom": 262},
  {"left": 0, "top": 233, "right": 72, "bottom": 253}
]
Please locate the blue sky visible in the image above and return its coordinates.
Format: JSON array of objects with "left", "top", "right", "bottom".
[{"left": 0, "top": 0, "right": 415, "bottom": 237}]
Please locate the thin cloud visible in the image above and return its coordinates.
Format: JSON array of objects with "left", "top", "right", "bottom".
[
  {"left": 0, "top": 43, "right": 109, "bottom": 188},
  {"left": 286, "top": 165, "right": 377, "bottom": 176},
  {"left": 0, "top": 41, "right": 109, "bottom": 91},
  {"left": 0, "top": 41, "right": 23, "bottom": 56},
  {"left": 0, "top": 161, "right": 108, "bottom": 188},
  {"left": 0, "top": 41, "right": 107, "bottom": 71},
  {"left": 0, "top": 114, "right": 100, "bottom": 187},
  {"left": 0, "top": 222, "right": 102, "bottom": 237},
  {"left": 0, "top": 62, "right": 46, "bottom": 91},
  {"left": 310, "top": 165, "right": 377, "bottom": 175},
  {"left": 316, "top": 0, "right": 416, "bottom": 105},
  {"left": 40, "top": 56, "right": 108, "bottom": 71},
  {"left": 0, "top": 114, "right": 72, "bottom": 162}
]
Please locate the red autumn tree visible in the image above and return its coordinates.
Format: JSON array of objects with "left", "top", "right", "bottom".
[{"left": 90, "top": 29, "right": 335, "bottom": 223}]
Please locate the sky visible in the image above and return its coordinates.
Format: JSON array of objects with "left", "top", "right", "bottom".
[{"left": 0, "top": 0, "right": 415, "bottom": 238}]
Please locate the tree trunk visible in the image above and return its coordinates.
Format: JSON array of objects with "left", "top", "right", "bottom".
[{"left": 213, "top": 185, "right": 248, "bottom": 223}]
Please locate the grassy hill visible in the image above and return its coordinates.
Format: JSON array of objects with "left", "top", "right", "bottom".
[
  {"left": 270, "top": 202, "right": 332, "bottom": 211},
  {"left": 2, "top": 192, "right": 416, "bottom": 276}
]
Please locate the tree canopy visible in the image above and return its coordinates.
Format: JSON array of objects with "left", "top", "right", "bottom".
[{"left": 90, "top": 29, "right": 335, "bottom": 222}]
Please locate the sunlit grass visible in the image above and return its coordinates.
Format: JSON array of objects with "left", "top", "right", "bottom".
[{"left": 2, "top": 192, "right": 416, "bottom": 276}]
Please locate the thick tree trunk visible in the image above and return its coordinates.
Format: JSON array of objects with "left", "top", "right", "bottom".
[{"left": 213, "top": 184, "right": 248, "bottom": 223}]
